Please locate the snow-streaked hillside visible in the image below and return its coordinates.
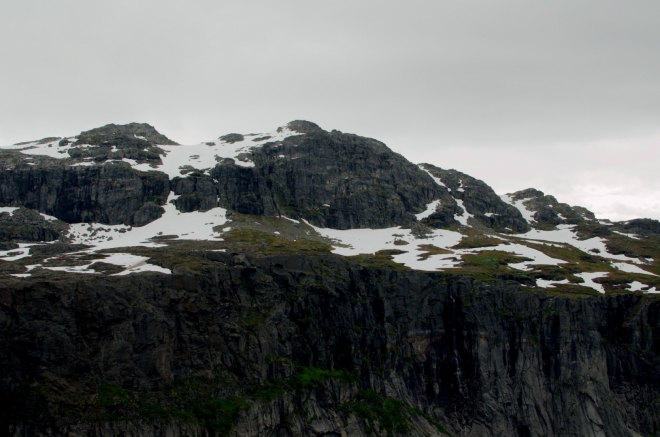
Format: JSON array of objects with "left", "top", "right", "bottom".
[{"left": 1, "top": 121, "right": 659, "bottom": 294}]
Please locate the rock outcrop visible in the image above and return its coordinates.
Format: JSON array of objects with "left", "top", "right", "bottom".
[
  {"left": 421, "top": 164, "right": 530, "bottom": 232},
  {"left": 0, "top": 159, "right": 169, "bottom": 226}
]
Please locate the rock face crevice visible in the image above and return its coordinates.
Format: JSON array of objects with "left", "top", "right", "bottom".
[
  {"left": 1, "top": 253, "right": 658, "bottom": 436},
  {"left": 0, "top": 160, "right": 170, "bottom": 226}
]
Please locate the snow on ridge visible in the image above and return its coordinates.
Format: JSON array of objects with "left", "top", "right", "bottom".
[
  {"left": 131, "top": 126, "right": 302, "bottom": 177},
  {"left": 0, "top": 207, "right": 19, "bottom": 215},
  {"left": 536, "top": 278, "right": 569, "bottom": 288},
  {"left": 501, "top": 194, "right": 536, "bottom": 223},
  {"left": 418, "top": 166, "right": 446, "bottom": 188},
  {"left": 611, "top": 262, "right": 658, "bottom": 276},
  {"left": 415, "top": 200, "right": 441, "bottom": 220},
  {"left": 575, "top": 272, "right": 607, "bottom": 293},
  {"left": 517, "top": 225, "right": 650, "bottom": 265},
  {"left": 0, "top": 137, "right": 87, "bottom": 160},
  {"left": 67, "top": 192, "right": 228, "bottom": 250},
  {"left": 303, "top": 219, "right": 464, "bottom": 271},
  {"left": 454, "top": 199, "right": 473, "bottom": 226}
]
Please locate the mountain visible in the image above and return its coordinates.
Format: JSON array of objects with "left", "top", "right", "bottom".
[{"left": 1, "top": 121, "right": 659, "bottom": 437}]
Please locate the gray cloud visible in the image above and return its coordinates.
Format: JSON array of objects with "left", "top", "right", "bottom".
[{"left": 1, "top": 0, "right": 659, "bottom": 219}]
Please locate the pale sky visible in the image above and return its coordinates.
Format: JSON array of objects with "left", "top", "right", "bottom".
[{"left": 1, "top": 0, "right": 658, "bottom": 221}]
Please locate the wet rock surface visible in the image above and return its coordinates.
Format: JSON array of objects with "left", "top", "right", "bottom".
[{"left": 0, "top": 253, "right": 658, "bottom": 436}]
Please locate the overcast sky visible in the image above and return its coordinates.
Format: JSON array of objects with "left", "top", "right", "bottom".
[{"left": 1, "top": 0, "right": 658, "bottom": 221}]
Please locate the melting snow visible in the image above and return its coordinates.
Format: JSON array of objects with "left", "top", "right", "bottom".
[
  {"left": 575, "top": 272, "right": 607, "bottom": 293},
  {"left": 419, "top": 166, "right": 446, "bottom": 187},
  {"left": 611, "top": 262, "right": 658, "bottom": 276},
  {"left": 68, "top": 192, "right": 228, "bottom": 249},
  {"left": 415, "top": 200, "right": 441, "bottom": 220},
  {"left": 454, "top": 199, "right": 473, "bottom": 225},
  {"left": 517, "top": 225, "right": 648, "bottom": 264},
  {"left": 628, "top": 281, "right": 648, "bottom": 291},
  {"left": 305, "top": 221, "right": 464, "bottom": 270},
  {"left": 131, "top": 127, "right": 301, "bottom": 176},
  {"left": 536, "top": 279, "right": 569, "bottom": 288},
  {"left": 501, "top": 194, "right": 536, "bottom": 223},
  {"left": 0, "top": 243, "right": 34, "bottom": 261},
  {"left": 612, "top": 230, "right": 640, "bottom": 240},
  {"left": 490, "top": 243, "right": 566, "bottom": 270}
]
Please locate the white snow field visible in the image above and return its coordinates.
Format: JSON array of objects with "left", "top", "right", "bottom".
[
  {"left": 131, "top": 127, "right": 301, "bottom": 176},
  {"left": 67, "top": 193, "right": 228, "bottom": 249},
  {"left": 517, "top": 224, "right": 652, "bottom": 265}
]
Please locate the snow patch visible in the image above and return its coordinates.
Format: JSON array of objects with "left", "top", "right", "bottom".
[
  {"left": 415, "top": 200, "right": 441, "bottom": 220},
  {"left": 611, "top": 262, "right": 658, "bottom": 276},
  {"left": 501, "top": 194, "right": 536, "bottom": 223},
  {"left": 575, "top": 272, "right": 608, "bottom": 293},
  {"left": 536, "top": 279, "right": 569, "bottom": 288}
]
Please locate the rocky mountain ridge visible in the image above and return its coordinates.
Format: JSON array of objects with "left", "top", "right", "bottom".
[{"left": 1, "top": 121, "right": 660, "bottom": 437}]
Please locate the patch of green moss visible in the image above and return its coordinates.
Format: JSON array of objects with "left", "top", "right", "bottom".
[
  {"left": 222, "top": 229, "right": 331, "bottom": 254},
  {"left": 452, "top": 234, "right": 503, "bottom": 249},
  {"left": 295, "top": 366, "right": 356, "bottom": 389},
  {"left": 349, "top": 253, "right": 411, "bottom": 271},
  {"left": 444, "top": 250, "right": 533, "bottom": 282},
  {"left": 339, "top": 389, "right": 451, "bottom": 436},
  {"left": 93, "top": 377, "right": 247, "bottom": 436}
]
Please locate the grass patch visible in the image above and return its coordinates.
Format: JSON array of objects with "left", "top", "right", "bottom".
[
  {"left": 295, "top": 367, "right": 356, "bottom": 389},
  {"left": 443, "top": 250, "right": 533, "bottom": 282},
  {"left": 93, "top": 377, "right": 248, "bottom": 436},
  {"left": 453, "top": 235, "right": 503, "bottom": 249},
  {"left": 222, "top": 229, "right": 331, "bottom": 254},
  {"left": 339, "top": 390, "right": 451, "bottom": 436},
  {"left": 417, "top": 244, "right": 452, "bottom": 261}
]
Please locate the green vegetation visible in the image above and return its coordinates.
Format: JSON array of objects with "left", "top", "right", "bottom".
[
  {"left": 452, "top": 234, "right": 503, "bottom": 249},
  {"left": 94, "top": 378, "right": 248, "bottom": 436},
  {"left": 416, "top": 244, "right": 452, "bottom": 261},
  {"left": 296, "top": 366, "right": 356, "bottom": 388},
  {"left": 222, "top": 229, "right": 332, "bottom": 254},
  {"left": 444, "top": 250, "right": 533, "bottom": 282},
  {"left": 339, "top": 390, "right": 451, "bottom": 436}
]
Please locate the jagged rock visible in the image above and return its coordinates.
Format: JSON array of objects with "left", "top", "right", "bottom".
[
  {"left": 619, "top": 218, "right": 660, "bottom": 236},
  {"left": 0, "top": 207, "right": 68, "bottom": 242},
  {"left": 69, "top": 123, "right": 177, "bottom": 165},
  {"left": 208, "top": 122, "right": 442, "bottom": 229},
  {"left": 219, "top": 133, "right": 245, "bottom": 143},
  {"left": 0, "top": 159, "right": 170, "bottom": 226},
  {"left": 421, "top": 164, "right": 530, "bottom": 232},
  {"left": 510, "top": 188, "right": 596, "bottom": 227}
]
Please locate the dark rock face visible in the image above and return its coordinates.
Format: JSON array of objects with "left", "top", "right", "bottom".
[
  {"left": 510, "top": 188, "right": 596, "bottom": 226},
  {"left": 198, "top": 124, "right": 444, "bottom": 229},
  {"left": 0, "top": 208, "right": 68, "bottom": 242},
  {"left": 0, "top": 159, "right": 169, "bottom": 226},
  {"left": 620, "top": 218, "right": 660, "bottom": 236},
  {"left": 421, "top": 164, "right": 530, "bottom": 232},
  {"left": 0, "top": 254, "right": 658, "bottom": 436},
  {"left": 69, "top": 123, "right": 177, "bottom": 165},
  {"left": 218, "top": 133, "right": 245, "bottom": 143}
]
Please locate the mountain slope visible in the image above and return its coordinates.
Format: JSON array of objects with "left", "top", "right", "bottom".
[{"left": 1, "top": 121, "right": 660, "bottom": 437}]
